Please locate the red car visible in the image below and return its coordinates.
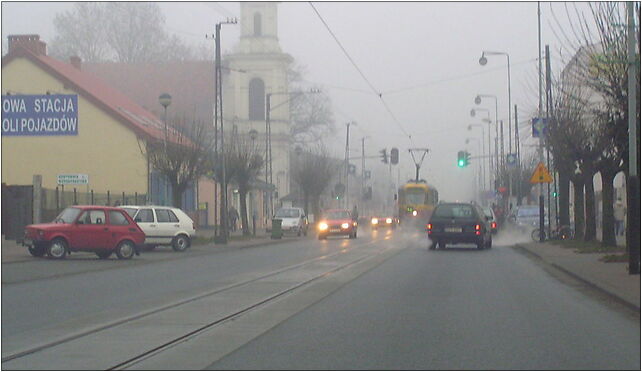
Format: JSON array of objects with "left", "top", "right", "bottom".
[
  {"left": 317, "top": 209, "right": 358, "bottom": 240},
  {"left": 22, "top": 205, "right": 145, "bottom": 260}
]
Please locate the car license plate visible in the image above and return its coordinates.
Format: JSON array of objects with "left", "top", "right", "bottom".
[
  {"left": 23, "top": 239, "right": 33, "bottom": 246},
  {"left": 445, "top": 227, "right": 462, "bottom": 233},
  {"left": 330, "top": 228, "right": 340, "bottom": 232}
]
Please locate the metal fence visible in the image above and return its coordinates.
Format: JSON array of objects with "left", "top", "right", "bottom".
[{"left": 41, "top": 187, "right": 146, "bottom": 222}]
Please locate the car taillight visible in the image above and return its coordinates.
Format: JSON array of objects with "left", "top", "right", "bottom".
[
  {"left": 491, "top": 222, "right": 497, "bottom": 229},
  {"left": 475, "top": 224, "right": 481, "bottom": 235},
  {"left": 426, "top": 223, "right": 432, "bottom": 232}
]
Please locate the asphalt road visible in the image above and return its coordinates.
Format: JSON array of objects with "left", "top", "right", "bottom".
[{"left": 208, "top": 236, "right": 641, "bottom": 370}]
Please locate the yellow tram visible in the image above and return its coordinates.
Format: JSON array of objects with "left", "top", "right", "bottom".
[{"left": 398, "top": 181, "right": 438, "bottom": 223}]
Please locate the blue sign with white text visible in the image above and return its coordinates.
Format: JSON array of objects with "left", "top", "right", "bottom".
[{"left": 1, "top": 95, "right": 78, "bottom": 136}]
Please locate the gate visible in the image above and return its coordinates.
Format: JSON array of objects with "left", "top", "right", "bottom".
[{"left": 1, "top": 184, "right": 33, "bottom": 240}]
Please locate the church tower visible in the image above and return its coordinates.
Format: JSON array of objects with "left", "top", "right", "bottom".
[{"left": 224, "top": 2, "right": 293, "bottom": 212}]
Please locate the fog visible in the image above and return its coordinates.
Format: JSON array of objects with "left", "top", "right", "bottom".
[{"left": 1, "top": 1, "right": 595, "bottom": 202}]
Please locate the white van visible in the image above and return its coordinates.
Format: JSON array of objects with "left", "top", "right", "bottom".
[{"left": 274, "top": 207, "right": 308, "bottom": 236}]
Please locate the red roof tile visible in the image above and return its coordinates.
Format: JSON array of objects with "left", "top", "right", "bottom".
[{"left": 2, "top": 47, "right": 177, "bottom": 142}]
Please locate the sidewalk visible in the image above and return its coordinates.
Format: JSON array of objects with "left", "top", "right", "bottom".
[{"left": 515, "top": 241, "right": 640, "bottom": 311}]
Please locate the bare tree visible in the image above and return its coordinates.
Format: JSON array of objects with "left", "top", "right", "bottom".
[
  {"left": 288, "top": 64, "right": 336, "bottom": 145},
  {"left": 49, "top": 2, "right": 197, "bottom": 63},
  {"left": 227, "top": 135, "right": 264, "bottom": 236},
  {"left": 49, "top": 3, "right": 108, "bottom": 62},
  {"left": 291, "top": 145, "right": 341, "bottom": 218},
  {"left": 142, "top": 115, "right": 214, "bottom": 208}
]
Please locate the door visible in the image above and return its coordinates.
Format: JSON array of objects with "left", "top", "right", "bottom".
[
  {"left": 108, "top": 210, "right": 139, "bottom": 248},
  {"left": 71, "top": 209, "right": 110, "bottom": 250},
  {"left": 154, "top": 208, "right": 181, "bottom": 244},
  {"left": 134, "top": 208, "right": 160, "bottom": 244}
]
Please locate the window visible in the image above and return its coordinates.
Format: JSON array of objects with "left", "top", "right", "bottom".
[
  {"left": 248, "top": 78, "right": 265, "bottom": 120},
  {"left": 78, "top": 210, "right": 106, "bottom": 225},
  {"left": 156, "top": 209, "right": 179, "bottom": 223},
  {"left": 275, "top": 209, "right": 300, "bottom": 218},
  {"left": 253, "top": 12, "right": 262, "bottom": 36},
  {"left": 109, "top": 211, "right": 130, "bottom": 226},
  {"left": 136, "top": 209, "right": 155, "bottom": 223},
  {"left": 433, "top": 205, "right": 474, "bottom": 219}
]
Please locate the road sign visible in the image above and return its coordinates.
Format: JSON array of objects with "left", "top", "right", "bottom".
[
  {"left": 529, "top": 162, "right": 553, "bottom": 184},
  {"left": 506, "top": 153, "right": 517, "bottom": 168},
  {"left": 532, "top": 118, "right": 548, "bottom": 137},
  {"left": 57, "top": 174, "right": 89, "bottom": 185}
]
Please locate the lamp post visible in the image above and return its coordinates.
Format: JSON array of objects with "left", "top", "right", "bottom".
[
  {"left": 158, "top": 93, "right": 172, "bottom": 206},
  {"left": 470, "top": 107, "right": 495, "bottom": 190},
  {"left": 466, "top": 137, "right": 482, "bottom": 200},
  {"left": 475, "top": 94, "right": 498, "bottom": 190},
  {"left": 265, "top": 89, "right": 320, "bottom": 218},
  {"left": 479, "top": 50, "right": 513, "bottom": 207},
  {"left": 467, "top": 124, "right": 486, "bottom": 191}
]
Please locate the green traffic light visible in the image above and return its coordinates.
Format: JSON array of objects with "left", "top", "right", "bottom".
[{"left": 458, "top": 159, "right": 465, "bottom": 167}]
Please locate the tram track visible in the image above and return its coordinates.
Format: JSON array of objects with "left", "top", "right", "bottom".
[{"left": 2, "top": 236, "right": 403, "bottom": 370}]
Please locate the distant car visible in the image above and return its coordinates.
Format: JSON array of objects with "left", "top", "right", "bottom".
[
  {"left": 509, "top": 205, "right": 545, "bottom": 232},
  {"left": 483, "top": 206, "right": 498, "bottom": 234},
  {"left": 122, "top": 205, "right": 195, "bottom": 251},
  {"left": 317, "top": 209, "right": 358, "bottom": 240},
  {"left": 274, "top": 207, "right": 308, "bottom": 236},
  {"left": 426, "top": 202, "right": 492, "bottom": 250},
  {"left": 371, "top": 216, "right": 396, "bottom": 230},
  {"left": 21, "top": 206, "right": 145, "bottom": 259}
]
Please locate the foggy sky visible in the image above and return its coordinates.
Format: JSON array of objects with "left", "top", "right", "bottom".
[{"left": 1, "top": 1, "right": 597, "bottom": 202}]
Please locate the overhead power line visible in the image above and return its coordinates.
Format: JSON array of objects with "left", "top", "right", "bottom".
[{"left": 308, "top": 2, "right": 412, "bottom": 143}]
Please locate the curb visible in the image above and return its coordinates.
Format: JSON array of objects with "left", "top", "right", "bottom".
[{"left": 514, "top": 244, "right": 640, "bottom": 312}]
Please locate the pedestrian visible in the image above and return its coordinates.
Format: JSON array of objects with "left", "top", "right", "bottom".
[
  {"left": 614, "top": 199, "right": 626, "bottom": 236},
  {"left": 351, "top": 205, "right": 359, "bottom": 221},
  {"left": 229, "top": 206, "right": 239, "bottom": 232}
]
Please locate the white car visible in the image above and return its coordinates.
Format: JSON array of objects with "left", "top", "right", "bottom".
[
  {"left": 274, "top": 207, "right": 308, "bottom": 236},
  {"left": 122, "top": 205, "right": 195, "bottom": 251}
]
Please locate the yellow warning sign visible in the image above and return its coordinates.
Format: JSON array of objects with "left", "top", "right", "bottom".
[{"left": 530, "top": 162, "right": 553, "bottom": 184}]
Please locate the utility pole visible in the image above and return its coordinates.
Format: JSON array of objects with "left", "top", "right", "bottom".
[
  {"left": 545, "top": 44, "right": 553, "bottom": 236},
  {"left": 515, "top": 105, "right": 521, "bottom": 206},
  {"left": 213, "top": 18, "right": 237, "bottom": 244},
  {"left": 361, "top": 136, "right": 368, "bottom": 211},
  {"left": 537, "top": 2, "right": 545, "bottom": 242},
  {"left": 345, "top": 122, "right": 356, "bottom": 208},
  {"left": 265, "top": 93, "right": 272, "bottom": 220},
  {"left": 626, "top": 1, "right": 640, "bottom": 274}
]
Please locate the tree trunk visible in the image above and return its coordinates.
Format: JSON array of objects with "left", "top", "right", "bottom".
[
  {"left": 219, "top": 182, "right": 228, "bottom": 237},
  {"left": 572, "top": 178, "right": 585, "bottom": 240},
  {"left": 558, "top": 171, "right": 571, "bottom": 226},
  {"left": 303, "top": 191, "right": 310, "bottom": 218},
  {"left": 239, "top": 187, "right": 250, "bottom": 236},
  {"left": 171, "top": 181, "right": 185, "bottom": 208},
  {"left": 584, "top": 171, "right": 596, "bottom": 241},
  {"left": 600, "top": 169, "right": 617, "bottom": 246}
]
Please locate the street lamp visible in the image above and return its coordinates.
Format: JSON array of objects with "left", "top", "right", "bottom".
[
  {"left": 475, "top": 94, "right": 498, "bottom": 190},
  {"left": 465, "top": 137, "right": 483, "bottom": 201},
  {"left": 479, "top": 51, "right": 513, "bottom": 206},
  {"left": 265, "top": 88, "right": 320, "bottom": 217},
  {"left": 467, "top": 124, "right": 486, "bottom": 190},
  {"left": 158, "top": 93, "right": 172, "bottom": 205}
]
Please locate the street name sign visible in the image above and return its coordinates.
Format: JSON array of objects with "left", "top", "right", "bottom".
[
  {"left": 57, "top": 174, "right": 89, "bottom": 185},
  {"left": 529, "top": 163, "right": 553, "bottom": 184}
]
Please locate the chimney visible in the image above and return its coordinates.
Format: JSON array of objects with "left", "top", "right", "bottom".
[
  {"left": 70, "top": 56, "right": 82, "bottom": 70},
  {"left": 7, "top": 34, "right": 47, "bottom": 55}
]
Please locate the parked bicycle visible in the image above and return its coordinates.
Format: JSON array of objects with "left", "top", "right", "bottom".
[{"left": 531, "top": 225, "right": 574, "bottom": 242}]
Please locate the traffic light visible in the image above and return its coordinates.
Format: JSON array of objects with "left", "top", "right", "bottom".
[
  {"left": 380, "top": 149, "right": 388, "bottom": 163},
  {"left": 457, "top": 151, "right": 471, "bottom": 167},
  {"left": 552, "top": 191, "right": 558, "bottom": 198},
  {"left": 390, "top": 148, "right": 399, "bottom": 165},
  {"left": 457, "top": 151, "right": 466, "bottom": 167}
]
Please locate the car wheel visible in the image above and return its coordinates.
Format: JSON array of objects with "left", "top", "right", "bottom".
[
  {"left": 487, "top": 236, "right": 493, "bottom": 249},
  {"left": 303, "top": 228, "right": 307, "bottom": 237},
  {"left": 116, "top": 240, "right": 135, "bottom": 260},
  {"left": 96, "top": 250, "right": 112, "bottom": 259},
  {"left": 438, "top": 241, "right": 446, "bottom": 249},
  {"left": 47, "top": 238, "right": 68, "bottom": 259},
  {"left": 429, "top": 241, "right": 437, "bottom": 250},
  {"left": 318, "top": 234, "right": 327, "bottom": 240},
  {"left": 297, "top": 229, "right": 302, "bottom": 237},
  {"left": 172, "top": 234, "right": 190, "bottom": 252},
  {"left": 28, "top": 244, "right": 46, "bottom": 257},
  {"left": 477, "top": 240, "right": 484, "bottom": 250}
]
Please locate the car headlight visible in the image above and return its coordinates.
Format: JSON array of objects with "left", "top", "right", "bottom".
[
  {"left": 386, "top": 218, "right": 392, "bottom": 224},
  {"left": 319, "top": 222, "right": 328, "bottom": 231},
  {"left": 371, "top": 218, "right": 379, "bottom": 225},
  {"left": 341, "top": 223, "right": 350, "bottom": 229},
  {"left": 412, "top": 210, "right": 418, "bottom": 217}
]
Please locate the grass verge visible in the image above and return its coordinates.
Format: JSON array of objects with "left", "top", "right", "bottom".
[{"left": 555, "top": 239, "right": 624, "bottom": 254}]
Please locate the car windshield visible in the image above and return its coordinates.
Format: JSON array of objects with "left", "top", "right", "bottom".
[
  {"left": 433, "top": 204, "right": 474, "bottom": 218},
  {"left": 275, "top": 209, "right": 300, "bottom": 218},
  {"left": 122, "top": 208, "right": 137, "bottom": 218},
  {"left": 53, "top": 207, "right": 82, "bottom": 224},
  {"left": 325, "top": 211, "right": 351, "bottom": 219}
]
